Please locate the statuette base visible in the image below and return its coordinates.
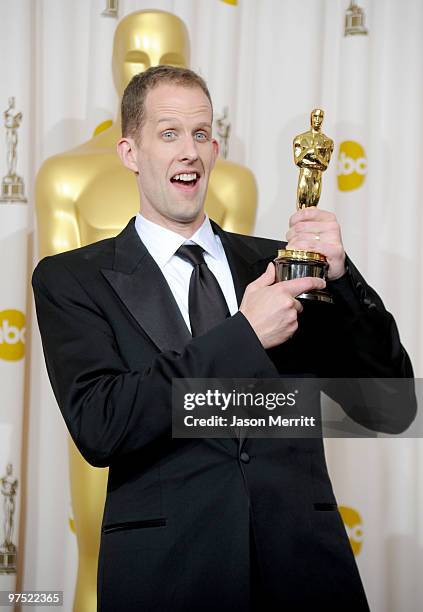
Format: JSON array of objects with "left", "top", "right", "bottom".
[
  {"left": 0, "top": 175, "right": 27, "bottom": 203},
  {"left": 274, "top": 249, "right": 333, "bottom": 303},
  {"left": 0, "top": 544, "right": 17, "bottom": 574}
]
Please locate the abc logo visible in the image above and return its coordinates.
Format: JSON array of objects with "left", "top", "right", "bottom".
[
  {"left": 0, "top": 309, "right": 26, "bottom": 361},
  {"left": 339, "top": 505, "right": 363, "bottom": 556},
  {"left": 337, "top": 141, "right": 367, "bottom": 191}
]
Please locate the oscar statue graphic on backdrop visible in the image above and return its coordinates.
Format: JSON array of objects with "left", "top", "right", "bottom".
[
  {"left": 274, "top": 108, "right": 334, "bottom": 302},
  {"left": 0, "top": 98, "right": 27, "bottom": 203},
  {"left": 0, "top": 464, "right": 18, "bottom": 574},
  {"left": 344, "top": 1, "right": 368, "bottom": 36},
  {"left": 216, "top": 107, "right": 231, "bottom": 160}
]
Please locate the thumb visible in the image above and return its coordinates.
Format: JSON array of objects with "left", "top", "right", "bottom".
[
  {"left": 282, "top": 275, "right": 326, "bottom": 298},
  {"left": 248, "top": 262, "right": 275, "bottom": 291}
]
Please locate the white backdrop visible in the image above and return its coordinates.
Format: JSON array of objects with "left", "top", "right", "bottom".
[{"left": 0, "top": 1, "right": 421, "bottom": 610}]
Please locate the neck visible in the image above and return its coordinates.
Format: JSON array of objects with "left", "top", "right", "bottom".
[{"left": 140, "top": 210, "right": 206, "bottom": 239}]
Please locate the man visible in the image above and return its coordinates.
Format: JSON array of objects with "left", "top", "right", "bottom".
[{"left": 32, "top": 66, "right": 414, "bottom": 611}]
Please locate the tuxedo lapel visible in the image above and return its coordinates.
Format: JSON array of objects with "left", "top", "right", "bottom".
[
  {"left": 210, "top": 221, "right": 258, "bottom": 306},
  {"left": 101, "top": 220, "right": 191, "bottom": 353}
]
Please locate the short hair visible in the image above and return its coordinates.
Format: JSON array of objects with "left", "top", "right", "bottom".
[{"left": 121, "top": 65, "right": 213, "bottom": 140}]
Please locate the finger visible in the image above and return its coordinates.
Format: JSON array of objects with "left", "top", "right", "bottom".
[
  {"left": 286, "top": 228, "right": 338, "bottom": 243},
  {"left": 247, "top": 262, "right": 275, "bottom": 290},
  {"left": 281, "top": 276, "right": 326, "bottom": 298},
  {"left": 285, "top": 236, "right": 324, "bottom": 252},
  {"left": 289, "top": 208, "right": 336, "bottom": 227},
  {"left": 323, "top": 243, "right": 345, "bottom": 261},
  {"left": 285, "top": 240, "right": 342, "bottom": 258},
  {"left": 286, "top": 220, "right": 339, "bottom": 239},
  {"left": 292, "top": 298, "right": 303, "bottom": 313}
]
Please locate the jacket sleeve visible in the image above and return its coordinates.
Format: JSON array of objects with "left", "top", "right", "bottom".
[
  {"left": 322, "top": 255, "right": 416, "bottom": 433},
  {"left": 32, "top": 256, "right": 278, "bottom": 467},
  {"left": 327, "top": 256, "right": 412, "bottom": 377}
]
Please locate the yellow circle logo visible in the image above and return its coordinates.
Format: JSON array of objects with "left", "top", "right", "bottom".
[
  {"left": 337, "top": 141, "right": 367, "bottom": 191},
  {"left": 0, "top": 310, "right": 26, "bottom": 361},
  {"left": 93, "top": 119, "right": 113, "bottom": 137},
  {"left": 339, "top": 505, "right": 363, "bottom": 556}
]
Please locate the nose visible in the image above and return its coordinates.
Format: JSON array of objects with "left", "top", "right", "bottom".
[{"left": 178, "top": 134, "right": 199, "bottom": 163}]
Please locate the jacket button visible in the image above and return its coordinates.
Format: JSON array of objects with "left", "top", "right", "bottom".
[{"left": 240, "top": 452, "right": 250, "bottom": 463}]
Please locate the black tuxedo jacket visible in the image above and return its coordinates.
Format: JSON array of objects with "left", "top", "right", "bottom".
[{"left": 32, "top": 219, "right": 414, "bottom": 612}]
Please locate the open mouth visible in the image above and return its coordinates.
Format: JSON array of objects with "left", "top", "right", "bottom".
[{"left": 170, "top": 172, "right": 200, "bottom": 190}]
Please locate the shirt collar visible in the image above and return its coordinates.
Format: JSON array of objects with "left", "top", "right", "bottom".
[{"left": 135, "top": 213, "right": 220, "bottom": 268}]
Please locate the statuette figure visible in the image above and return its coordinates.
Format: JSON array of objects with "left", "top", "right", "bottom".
[
  {"left": 1, "top": 97, "right": 27, "bottom": 203},
  {"left": 293, "top": 109, "right": 334, "bottom": 209},
  {"left": 0, "top": 463, "right": 18, "bottom": 574}
]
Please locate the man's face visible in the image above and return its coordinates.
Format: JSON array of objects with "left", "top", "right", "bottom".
[{"left": 125, "top": 83, "right": 218, "bottom": 229}]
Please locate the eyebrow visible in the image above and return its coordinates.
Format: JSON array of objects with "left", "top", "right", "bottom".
[{"left": 157, "top": 118, "right": 212, "bottom": 129}]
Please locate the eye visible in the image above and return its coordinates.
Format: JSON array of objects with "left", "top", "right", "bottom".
[
  {"left": 194, "top": 131, "right": 208, "bottom": 141},
  {"left": 162, "top": 130, "right": 176, "bottom": 140}
]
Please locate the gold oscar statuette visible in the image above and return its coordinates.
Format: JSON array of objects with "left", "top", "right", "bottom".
[{"left": 274, "top": 108, "right": 334, "bottom": 303}]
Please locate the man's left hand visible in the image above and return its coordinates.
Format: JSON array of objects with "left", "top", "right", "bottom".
[{"left": 285, "top": 207, "right": 346, "bottom": 281}]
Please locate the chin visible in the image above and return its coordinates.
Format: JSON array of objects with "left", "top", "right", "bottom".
[{"left": 169, "top": 205, "right": 204, "bottom": 224}]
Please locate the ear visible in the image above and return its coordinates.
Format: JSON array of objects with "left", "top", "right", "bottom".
[
  {"left": 117, "top": 137, "right": 139, "bottom": 174},
  {"left": 211, "top": 138, "right": 219, "bottom": 169}
]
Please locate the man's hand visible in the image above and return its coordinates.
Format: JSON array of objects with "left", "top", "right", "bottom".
[
  {"left": 240, "top": 263, "right": 326, "bottom": 349},
  {"left": 285, "top": 207, "right": 346, "bottom": 280}
]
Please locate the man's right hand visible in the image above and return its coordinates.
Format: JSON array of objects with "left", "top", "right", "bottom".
[{"left": 239, "top": 262, "right": 326, "bottom": 349}]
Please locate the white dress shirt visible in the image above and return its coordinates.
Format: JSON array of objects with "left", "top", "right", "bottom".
[{"left": 134, "top": 213, "right": 239, "bottom": 333}]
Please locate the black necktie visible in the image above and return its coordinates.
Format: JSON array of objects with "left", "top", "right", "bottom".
[{"left": 176, "top": 244, "right": 230, "bottom": 336}]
